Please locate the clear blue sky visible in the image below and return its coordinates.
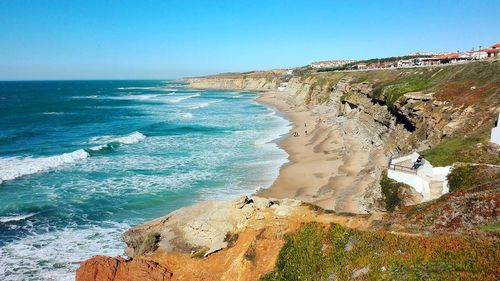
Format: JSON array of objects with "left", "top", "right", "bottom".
[{"left": 1, "top": 0, "right": 499, "bottom": 80}]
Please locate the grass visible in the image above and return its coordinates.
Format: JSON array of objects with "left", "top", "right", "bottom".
[
  {"left": 394, "top": 164, "right": 500, "bottom": 236},
  {"left": 244, "top": 241, "right": 257, "bottom": 264},
  {"left": 422, "top": 136, "right": 500, "bottom": 166},
  {"left": 373, "top": 74, "right": 433, "bottom": 107},
  {"left": 480, "top": 222, "right": 500, "bottom": 235},
  {"left": 380, "top": 171, "right": 410, "bottom": 212},
  {"left": 261, "top": 223, "right": 499, "bottom": 281},
  {"left": 224, "top": 232, "right": 239, "bottom": 248},
  {"left": 447, "top": 164, "right": 500, "bottom": 192},
  {"left": 133, "top": 232, "right": 160, "bottom": 256}
]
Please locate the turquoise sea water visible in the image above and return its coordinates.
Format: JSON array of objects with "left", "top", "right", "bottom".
[{"left": 0, "top": 80, "right": 290, "bottom": 280}]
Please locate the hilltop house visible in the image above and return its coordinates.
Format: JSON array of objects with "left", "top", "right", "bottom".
[
  {"left": 356, "top": 63, "right": 367, "bottom": 70},
  {"left": 414, "top": 57, "right": 441, "bottom": 66},
  {"left": 436, "top": 52, "right": 470, "bottom": 64},
  {"left": 470, "top": 50, "right": 488, "bottom": 60},
  {"left": 397, "top": 60, "right": 413, "bottom": 67},
  {"left": 490, "top": 43, "right": 500, "bottom": 55},
  {"left": 310, "top": 60, "right": 356, "bottom": 69}
]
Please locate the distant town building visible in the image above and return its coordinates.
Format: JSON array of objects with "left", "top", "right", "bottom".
[
  {"left": 309, "top": 42, "right": 499, "bottom": 72},
  {"left": 356, "top": 63, "right": 367, "bottom": 70},
  {"left": 310, "top": 60, "right": 357, "bottom": 69},
  {"left": 408, "top": 51, "right": 446, "bottom": 56},
  {"left": 413, "top": 57, "right": 441, "bottom": 66},
  {"left": 397, "top": 60, "right": 413, "bottom": 67},
  {"left": 470, "top": 50, "right": 488, "bottom": 60}
]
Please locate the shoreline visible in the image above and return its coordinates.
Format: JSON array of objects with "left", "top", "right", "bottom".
[
  {"left": 184, "top": 84, "right": 385, "bottom": 214},
  {"left": 255, "top": 90, "right": 382, "bottom": 214}
]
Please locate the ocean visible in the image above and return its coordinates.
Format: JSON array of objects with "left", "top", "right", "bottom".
[{"left": 0, "top": 80, "right": 290, "bottom": 280}]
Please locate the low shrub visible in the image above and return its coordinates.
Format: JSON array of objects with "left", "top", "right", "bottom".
[
  {"left": 447, "top": 164, "right": 500, "bottom": 192},
  {"left": 380, "top": 171, "right": 409, "bottom": 212},
  {"left": 261, "top": 222, "right": 499, "bottom": 281}
]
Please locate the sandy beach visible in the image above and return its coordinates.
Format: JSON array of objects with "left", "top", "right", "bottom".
[{"left": 256, "top": 91, "right": 386, "bottom": 214}]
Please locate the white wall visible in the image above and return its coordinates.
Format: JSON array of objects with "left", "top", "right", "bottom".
[
  {"left": 388, "top": 156, "right": 451, "bottom": 202},
  {"left": 387, "top": 170, "right": 431, "bottom": 201},
  {"left": 491, "top": 113, "right": 500, "bottom": 145}
]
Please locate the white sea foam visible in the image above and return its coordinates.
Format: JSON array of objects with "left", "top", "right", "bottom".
[
  {"left": 179, "top": 112, "right": 193, "bottom": 119},
  {"left": 88, "top": 131, "right": 146, "bottom": 145},
  {"left": 0, "top": 132, "right": 146, "bottom": 184},
  {"left": 0, "top": 213, "right": 38, "bottom": 223},
  {"left": 188, "top": 99, "right": 223, "bottom": 109},
  {"left": 106, "top": 94, "right": 163, "bottom": 101},
  {"left": 71, "top": 95, "right": 99, "bottom": 99},
  {"left": 42, "top": 112, "right": 64, "bottom": 115},
  {"left": 0, "top": 149, "right": 90, "bottom": 184},
  {"left": 253, "top": 118, "right": 291, "bottom": 146},
  {"left": 0, "top": 222, "right": 129, "bottom": 281},
  {"left": 116, "top": 86, "right": 155, "bottom": 90},
  {"left": 165, "top": 93, "right": 201, "bottom": 103}
]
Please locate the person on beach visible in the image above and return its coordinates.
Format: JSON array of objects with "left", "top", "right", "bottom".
[
  {"left": 305, "top": 130, "right": 308, "bottom": 136},
  {"left": 293, "top": 131, "right": 299, "bottom": 137},
  {"left": 412, "top": 155, "right": 425, "bottom": 169}
]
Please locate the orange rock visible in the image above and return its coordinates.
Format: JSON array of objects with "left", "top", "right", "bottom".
[{"left": 76, "top": 256, "right": 173, "bottom": 281}]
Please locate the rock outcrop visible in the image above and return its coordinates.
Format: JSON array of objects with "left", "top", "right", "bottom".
[
  {"left": 122, "top": 196, "right": 301, "bottom": 258},
  {"left": 76, "top": 256, "right": 173, "bottom": 281},
  {"left": 77, "top": 197, "right": 373, "bottom": 281}
]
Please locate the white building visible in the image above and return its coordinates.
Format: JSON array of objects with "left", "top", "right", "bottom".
[
  {"left": 491, "top": 113, "right": 500, "bottom": 145},
  {"left": 470, "top": 51, "right": 488, "bottom": 60},
  {"left": 388, "top": 152, "right": 451, "bottom": 202},
  {"left": 397, "top": 60, "right": 413, "bottom": 67},
  {"left": 310, "top": 60, "right": 356, "bottom": 69}
]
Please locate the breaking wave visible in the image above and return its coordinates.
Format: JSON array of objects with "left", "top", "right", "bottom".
[
  {"left": 188, "top": 99, "right": 223, "bottom": 109},
  {"left": 165, "top": 93, "right": 201, "bottom": 103},
  {"left": 0, "top": 213, "right": 38, "bottom": 224},
  {"left": 0, "top": 149, "right": 90, "bottom": 184},
  {"left": 0, "top": 132, "right": 146, "bottom": 184},
  {"left": 88, "top": 131, "right": 146, "bottom": 146}
]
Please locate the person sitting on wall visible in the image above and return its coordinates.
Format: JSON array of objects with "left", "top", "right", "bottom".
[{"left": 412, "top": 155, "right": 425, "bottom": 169}]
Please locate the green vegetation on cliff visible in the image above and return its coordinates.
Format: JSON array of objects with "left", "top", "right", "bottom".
[
  {"left": 392, "top": 164, "right": 500, "bottom": 238},
  {"left": 447, "top": 164, "right": 500, "bottom": 192},
  {"left": 261, "top": 223, "right": 499, "bottom": 281},
  {"left": 380, "top": 171, "right": 408, "bottom": 212},
  {"left": 423, "top": 134, "right": 500, "bottom": 166}
]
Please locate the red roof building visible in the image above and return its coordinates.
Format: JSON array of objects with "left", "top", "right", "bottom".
[{"left": 491, "top": 43, "right": 500, "bottom": 49}]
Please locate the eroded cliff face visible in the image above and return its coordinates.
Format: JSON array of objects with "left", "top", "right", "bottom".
[
  {"left": 77, "top": 61, "right": 499, "bottom": 280},
  {"left": 76, "top": 256, "right": 173, "bottom": 281},
  {"left": 189, "top": 62, "right": 500, "bottom": 155},
  {"left": 187, "top": 77, "right": 279, "bottom": 91},
  {"left": 187, "top": 62, "right": 499, "bottom": 213}
]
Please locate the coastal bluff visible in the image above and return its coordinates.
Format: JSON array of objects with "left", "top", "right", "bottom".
[
  {"left": 189, "top": 61, "right": 500, "bottom": 214},
  {"left": 77, "top": 196, "right": 372, "bottom": 281},
  {"left": 77, "top": 61, "right": 499, "bottom": 280}
]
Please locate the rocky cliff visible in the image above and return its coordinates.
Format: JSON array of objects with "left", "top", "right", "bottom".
[
  {"left": 76, "top": 197, "right": 373, "bottom": 281},
  {"left": 77, "top": 61, "right": 499, "bottom": 280},
  {"left": 187, "top": 61, "right": 500, "bottom": 212},
  {"left": 188, "top": 61, "right": 500, "bottom": 155}
]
